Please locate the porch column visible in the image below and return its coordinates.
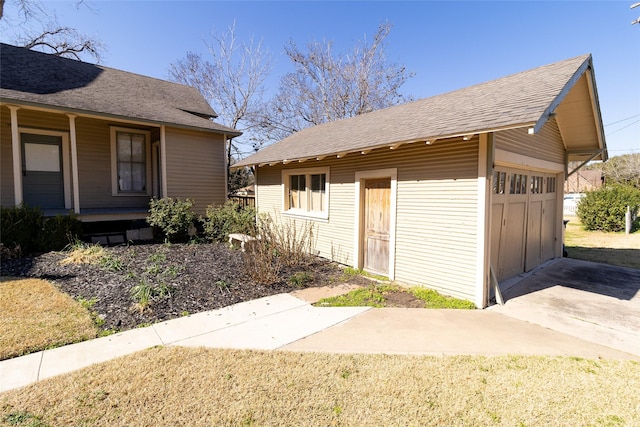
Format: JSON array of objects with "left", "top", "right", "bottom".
[
  {"left": 67, "top": 114, "right": 81, "bottom": 214},
  {"left": 8, "top": 105, "right": 22, "bottom": 206},
  {"left": 160, "top": 125, "right": 168, "bottom": 197}
]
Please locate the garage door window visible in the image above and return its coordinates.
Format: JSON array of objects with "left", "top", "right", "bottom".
[
  {"left": 546, "top": 177, "right": 556, "bottom": 193},
  {"left": 492, "top": 171, "right": 507, "bottom": 194},
  {"left": 531, "top": 176, "right": 543, "bottom": 194},
  {"left": 510, "top": 174, "right": 528, "bottom": 194}
]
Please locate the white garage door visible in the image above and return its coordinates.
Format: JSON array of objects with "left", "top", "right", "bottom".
[{"left": 490, "top": 168, "right": 559, "bottom": 281}]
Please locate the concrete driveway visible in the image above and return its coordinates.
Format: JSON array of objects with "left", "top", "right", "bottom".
[{"left": 490, "top": 258, "right": 640, "bottom": 356}]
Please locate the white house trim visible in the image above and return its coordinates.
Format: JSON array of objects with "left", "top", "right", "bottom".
[
  {"left": 18, "top": 126, "right": 72, "bottom": 211},
  {"left": 67, "top": 114, "right": 80, "bottom": 213},
  {"left": 8, "top": 105, "right": 22, "bottom": 206}
]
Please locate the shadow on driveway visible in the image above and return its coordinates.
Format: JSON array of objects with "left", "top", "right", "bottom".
[{"left": 491, "top": 258, "right": 640, "bottom": 356}]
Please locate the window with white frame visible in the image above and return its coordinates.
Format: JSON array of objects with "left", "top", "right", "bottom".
[
  {"left": 111, "top": 127, "right": 150, "bottom": 195},
  {"left": 283, "top": 167, "right": 329, "bottom": 218}
]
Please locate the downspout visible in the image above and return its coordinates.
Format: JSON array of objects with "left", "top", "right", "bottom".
[{"left": 8, "top": 105, "right": 22, "bottom": 206}]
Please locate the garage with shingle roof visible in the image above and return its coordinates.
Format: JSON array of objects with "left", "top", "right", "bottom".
[{"left": 236, "top": 55, "right": 607, "bottom": 307}]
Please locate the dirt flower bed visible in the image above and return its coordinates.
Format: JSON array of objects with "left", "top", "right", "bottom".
[{"left": 0, "top": 243, "right": 372, "bottom": 332}]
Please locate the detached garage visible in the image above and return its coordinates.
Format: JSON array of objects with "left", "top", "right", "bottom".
[{"left": 235, "top": 54, "right": 607, "bottom": 308}]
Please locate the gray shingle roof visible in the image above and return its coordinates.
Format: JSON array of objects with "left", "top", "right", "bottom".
[
  {"left": 0, "top": 43, "right": 241, "bottom": 136},
  {"left": 235, "top": 54, "right": 592, "bottom": 167}
]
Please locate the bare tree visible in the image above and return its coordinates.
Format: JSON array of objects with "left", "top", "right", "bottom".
[
  {"left": 0, "top": 0, "right": 103, "bottom": 61},
  {"left": 168, "top": 22, "right": 272, "bottom": 188},
  {"left": 601, "top": 153, "right": 640, "bottom": 188},
  {"left": 258, "top": 22, "right": 414, "bottom": 143}
]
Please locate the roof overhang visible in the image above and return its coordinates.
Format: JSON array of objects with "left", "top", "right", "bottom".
[
  {"left": 0, "top": 98, "right": 242, "bottom": 137},
  {"left": 531, "top": 56, "right": 607, "bottom": 163},
  {"left": 232, "top": 122, "right": 539, "bottom": 169}
]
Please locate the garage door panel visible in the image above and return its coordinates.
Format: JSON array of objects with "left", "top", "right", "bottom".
[
  {"left": 526, "top": 200, "right": 542, "bottom": 271},
  {"left": 541, "top": 199, "right": 556, "bottom": 261},
  {"left": 491, "top": 168, "right": 560, "bottom": 282},
  {"left": 502, "top": 201, "right": 526, "bottom": 280}
]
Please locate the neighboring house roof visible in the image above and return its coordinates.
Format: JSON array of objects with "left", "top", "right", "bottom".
[
  {"left": 235, "top": 54, "right": 606, "bottom": 167},
  {"left": 0, "top": 43, "right": 241, "bottom": 136}
]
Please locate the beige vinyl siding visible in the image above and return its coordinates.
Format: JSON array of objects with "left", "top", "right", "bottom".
[
  {"left": 495, "top": 118, "right": 565, "bottom": 164},
  {"left": 164, "top": 127, "right": 226, "bottom": 215},
  {"left": 76, "top": 117, "right": 151, "bottom": 209},
  {"left": 257, "top": 137, "right": 480, "bottom": 301}
]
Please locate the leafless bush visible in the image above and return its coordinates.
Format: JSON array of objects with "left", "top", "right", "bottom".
[{"left": 242, "top": 214, "right": 315, "bottom": 284}]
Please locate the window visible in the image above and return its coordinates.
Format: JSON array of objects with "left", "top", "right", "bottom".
[
  {"left": 510, "top": 173, "right": 528, "bottom": 194},
  {"left": 111, "top": 127, "right": 150, "bottom": 195},
  {"left": 530, "top": 176, "right": 544, "bottom": 194},
  {"left": 546, "top": 177, "right": 556, "bottom": 193},
  {"left": 283, "top": 167, "right": 329, "bottom": 218},
  {"left": 492, "top": 171, "right": 506, "bottom": 194}
]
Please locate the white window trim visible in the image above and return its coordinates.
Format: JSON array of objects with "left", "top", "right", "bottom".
[
  {"left": 110, "top": 126, "right": 152, "bottom": 196},
  {"left": 281, "top": 166, "right": 330, "bottom": 220}
]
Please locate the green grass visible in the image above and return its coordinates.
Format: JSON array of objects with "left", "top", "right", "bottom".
[
  {"left": 409, "top": 287, "right": 477, "bottom": 309},
  {"left": 316, "top": 283, "right": 475, "bottom": 309}
]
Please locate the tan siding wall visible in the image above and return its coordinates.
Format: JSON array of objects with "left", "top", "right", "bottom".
[
  {"left": 164, "top": 128, "right": 226, "bottom": 215},
  {"left": 495, "top": 118, "right": 565, "bottom": 164},
  {"left": 76, "top": 117, "right": 150, "bottom": 209},
  {"left": 0, "top": 107, "right": 151, "bottom": 209},
  {"left": 257, "top": 137, "right": 479, "bottom": 301}
]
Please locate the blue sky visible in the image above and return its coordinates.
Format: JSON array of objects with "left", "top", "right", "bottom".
[{"left": 2, "top": 1, "right": 639, "bottom": 156}]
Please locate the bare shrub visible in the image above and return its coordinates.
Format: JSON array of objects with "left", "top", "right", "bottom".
[
  {"left": 242, "top": 214, "right": 315, "bottom": 284},
  {"left": 259, "top": 214, "right": 314, "bottom": 267}
]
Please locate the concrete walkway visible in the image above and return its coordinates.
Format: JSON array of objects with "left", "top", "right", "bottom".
[{"left": 2, "top": 280, "right": 638, "bottom": 394}]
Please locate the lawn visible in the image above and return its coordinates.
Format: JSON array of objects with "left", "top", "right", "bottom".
[
  {"left": 1, "top": 347, "right": 638, "bottom": 426},
  {"left": 0, "top": 278, "right": 98, "bottom": 360},
  {"left": 564, "top": 217, "right": 640, "bottom": 269}
]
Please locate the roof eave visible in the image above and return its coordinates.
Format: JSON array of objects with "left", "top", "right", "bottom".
[
  {"left": 0, "top": 97, "right": 242, "bottom": 137},
  {"left": 232, "top": 121, "right": 537, "bottom": 169}
]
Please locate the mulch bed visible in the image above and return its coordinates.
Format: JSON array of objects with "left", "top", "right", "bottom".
[{"left": 0, "top": 243, "right": 375, "bottom": 332}]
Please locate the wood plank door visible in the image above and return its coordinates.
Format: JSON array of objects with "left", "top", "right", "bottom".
[{"left": 363, "top": 178, "right": 391, "bottom": 275}]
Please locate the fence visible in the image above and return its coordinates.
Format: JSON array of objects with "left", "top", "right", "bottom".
[{"left": 228, "top": 195, "right": 255, "bottom": 209}]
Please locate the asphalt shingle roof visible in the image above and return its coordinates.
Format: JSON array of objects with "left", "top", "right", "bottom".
[
  {"left": 235, "top": 54, "right": 591, "bottom": 167},
  {"left": 0, "top": 43, "right": 240, "bottom": 136}
]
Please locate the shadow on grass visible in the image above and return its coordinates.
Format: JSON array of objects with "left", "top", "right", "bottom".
[{"left": 565, "top": 246, "right": 640, "bottom": 270}]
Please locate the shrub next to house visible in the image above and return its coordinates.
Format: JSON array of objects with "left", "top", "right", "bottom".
[
  {"left": 577, "top": 184, "right": 640, "bottom": 232},
  {"left": 202, "top": 201, "right": 257, "bottom": 243},
  {"left": 0, "top": 205, "right": 82, "bottom": 255},
  {"left": 147, "top": 198, "right": 196, "bottom": 243}
]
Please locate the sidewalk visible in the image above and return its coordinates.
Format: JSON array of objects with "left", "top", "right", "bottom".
[{"left": 2, "top": 287, "right": 638, "bottom": 394}]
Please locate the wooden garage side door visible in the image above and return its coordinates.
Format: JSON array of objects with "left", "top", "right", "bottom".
[{"left": 363, "top": 178, "right": 391, "bottom": 275}]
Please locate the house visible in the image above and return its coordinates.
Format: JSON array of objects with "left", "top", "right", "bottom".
[
  {"left": 0, "top": 43, "right": 240, "bottom": 224},
  {"left": 234, "top": 54, "right": 607, "bottom": 308}
]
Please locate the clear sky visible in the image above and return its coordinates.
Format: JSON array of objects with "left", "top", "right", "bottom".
[{"left": 2, "top": 1, "right": 639, "bottom": 157}]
